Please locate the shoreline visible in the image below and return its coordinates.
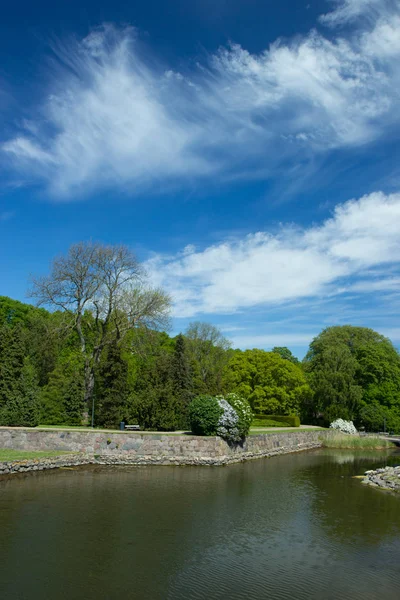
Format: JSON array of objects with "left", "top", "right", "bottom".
[
  {"left": 0, "top": 428, "right": 331, "bottom": 475},
  {"left": 361, "top": 465, "right": 400, "bottom": 492},
  {"left": 0, "top": 445, "right": 323, "bottom": 476}
]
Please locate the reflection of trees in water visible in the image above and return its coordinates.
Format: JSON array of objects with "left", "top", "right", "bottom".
[
  {"left": 0, "top": 454, "right": 320, "bottom": 598},
  {"left": 2, "top": 452, "right": 400, "bottom": 598},
  {"left": 0, "top": 462, "right": 305, "bottom": 598},
  {"left": 321, "top": 449, "right": 396, "bottom": 466},
  {"left": 297, "top": 451, "right": 400, "bottom": 547}
]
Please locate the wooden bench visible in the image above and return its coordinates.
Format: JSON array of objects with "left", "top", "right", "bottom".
[{"left": 124, "top": 424, "right": 140, "bottom": 431}]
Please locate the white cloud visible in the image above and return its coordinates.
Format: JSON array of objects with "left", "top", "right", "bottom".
[
  {"left": 349, "top": 277, "right": 400, "bottom": 292},
  {"left": 2, "top": 1, "right": 400, "bottom": 196},
  {"left": 145, "top": 191, "right": 400, "bottom": 317},
  {"left": 320, "top": 0, "right": 388, "bottom": 27}
]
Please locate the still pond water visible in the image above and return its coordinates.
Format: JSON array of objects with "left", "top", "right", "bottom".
[{"left": 1, "top": 449, "right": 400, "bottom": 600}]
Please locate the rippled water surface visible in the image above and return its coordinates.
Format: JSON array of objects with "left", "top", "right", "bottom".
[{"left": 1, "top": 450, "right": 400, "bottom": 600}]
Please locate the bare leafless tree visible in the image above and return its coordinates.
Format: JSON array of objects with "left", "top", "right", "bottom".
[{"left": 30, "top": 242, "right": 171, "bottom": 423}]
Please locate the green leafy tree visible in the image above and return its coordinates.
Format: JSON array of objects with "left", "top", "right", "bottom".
[
  {"left": 131, "top": 346, "right": 184, "bottom": 431},
  {"left": 224, "top": 349, "right": 310, "bottom": 416},
  {"left": 95, "top": 341, "right": 130, "bottom": 428},
  {"left": 40, "top": 351, "right": 84, "bottom": 425},
  {"left": 306, "top": 345, "right": 362, "bottom": 423},
  {"left": 185, "top": 322, "right": 232, "bottom": 395},
  {"left": 14, "top": 358, "right": 40, "bottom": 426},
  {"left": 171, "top": 334, "right": 193, "bottom": 428},
  {"left": 303, "top": 326, "right": 400, "bottom": 428},
  {"left": 0, "top": 324, "right": 40, "bottom": 426},
  {"left": 0, "top": 295, "right": 47, "bottom": 327},
  {"left": 272, "top": 347, "right": 299, "bottom": 364}
]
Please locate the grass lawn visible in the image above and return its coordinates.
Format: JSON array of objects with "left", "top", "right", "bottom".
[{"left": 0, "top": 449, "right": 76, "bottom": 462}]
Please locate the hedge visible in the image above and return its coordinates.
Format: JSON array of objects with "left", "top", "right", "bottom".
[{"left": 252, "top": 414, "right": 300, "bottom": 427}]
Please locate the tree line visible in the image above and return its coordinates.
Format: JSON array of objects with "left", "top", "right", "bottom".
[{"left": 1, "top": 242, "right": 400, "bottom": 433}]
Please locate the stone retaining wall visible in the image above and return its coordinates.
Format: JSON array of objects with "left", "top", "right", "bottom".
[
  {"left": 0, "top": 428, "right": 332, "bottom": 475},
  {"left": 0, "top": 454, "right": 94, "bottom": 476}
]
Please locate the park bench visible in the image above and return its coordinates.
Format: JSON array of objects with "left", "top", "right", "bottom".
[{"left": 124, "top": 424, "right": 140, "bottom": 431}]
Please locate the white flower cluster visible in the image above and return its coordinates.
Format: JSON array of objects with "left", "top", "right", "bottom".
[
  {"left": 216, "top": 398, "right": 241, "bottom": 443},
  {"left": 330, "top": 418, "right": 357, "bottom": 435},
  {"left": 224, "top": 393, "right": 253, "bottom": 422}
]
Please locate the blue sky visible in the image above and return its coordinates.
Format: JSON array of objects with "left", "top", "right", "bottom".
[{"left": 1, "top": 0, "right": 400, "bottom": 357}]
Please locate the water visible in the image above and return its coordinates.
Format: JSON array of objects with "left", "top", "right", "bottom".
[{"left": 1, "top": 450, "right": 400, "bottom": 600}]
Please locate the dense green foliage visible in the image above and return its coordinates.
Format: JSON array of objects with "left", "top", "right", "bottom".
[
  {"left": 252, "top": 415, "right": 300, "bottom": 427},
  {"left": 189, "top": 395, "right": 223, "bottom": 436},
  {"left": 95, "top": 341, "right": 130, "bottom": 428},
  {"left": 0, "top": 322, "right": 40, "bottom": 426},
  {"left": 271, "top": 347, "right": 299, "bottom": 364},
  {"left": 252, "top": 418, "right": 290, "bottom": 427},
  {"left": 303, "top": 326, "right": 400, "bottom": 432},
  {"left": 2, "top": 292, "right": 400, "bottom": 436},
  {"left": 224, "top": 349, "right": 310, "bottom": 416}
]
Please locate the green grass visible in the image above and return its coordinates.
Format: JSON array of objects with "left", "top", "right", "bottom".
[
  {"left": 0, "top": 449, "right": 76, "bottom": 462},
  {"left": 321, "top": 433, "right": 395, "bottom": 450}
]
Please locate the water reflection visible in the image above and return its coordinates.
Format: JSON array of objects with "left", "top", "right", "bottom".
[
  {"left": 297, "top": 450, "right": 400, "bottom": 548},
  {"left": 0, "top": 451, "right": 399, "bottom": 600}
]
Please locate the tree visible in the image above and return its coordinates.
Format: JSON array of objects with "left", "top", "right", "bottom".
[
  {"left": 30, "top": 242, "right": 171, "bottom": 423},
  {"left": 185, "top": 322, "right": 232, "bottom": 394},
  {"left": 224, "top": 349, "right": 310, "bottom": 416},
  {"left": 95, "top": 340, "right": 130, "bottom": 428},
  {"left": 272, "top": 347, "right": 299, "bottom": 364},
  {"left": 171, "top": 334, "right": 193, "bottom": 428},
  {"left": 0, "top": 324, "right": 40, "bottom": 426},
  {"left": 305, "top": 345, "right": 362, "bottom": 423},
  {"left": 132, "top": 350, "right": 183, "bottom": 431},
  {"left": 39, "top": 351, "right": 84, "bottom": 425},
  {"left": 303, "top": 326, "right": 400, "bottom": 428}
]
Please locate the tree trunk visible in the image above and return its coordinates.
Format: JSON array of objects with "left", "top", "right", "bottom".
[
  {"left": 83, "top": 346, "right": 104, "bottom": 425},
  {"left": 83, "top": 363, "right": 95, "bottom": 425}
]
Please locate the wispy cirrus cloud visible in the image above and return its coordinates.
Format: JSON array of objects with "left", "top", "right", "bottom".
[
  {"left": 2, "top": 0, "right": 400, "bottom": 197},
  {"left": 145, "top": 191, "right": 400, "bottom": 318},
  {"left": 320, "top": 0, "right": 392, "bottom": 27}
]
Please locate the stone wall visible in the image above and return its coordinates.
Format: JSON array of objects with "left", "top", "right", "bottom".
[
  {"left": 0, "top": 427, "right": 331, "bottom": 470},
  {"left": 0, "top": 454, "right": 93, "bottom": 476}
]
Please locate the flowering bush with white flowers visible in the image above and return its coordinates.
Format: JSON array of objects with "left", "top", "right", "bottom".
[
  {"left": 330, "top": 418, "right": 357, "bottom": 435},
  {"left": 189, "top": 393, "right": 252, "bottom": 442},
  {"left": 217, "top": 393, "right": 253, "bottom": 439},
  {"left": 216, "top": 398, "right": 241, "bottom": 442}
]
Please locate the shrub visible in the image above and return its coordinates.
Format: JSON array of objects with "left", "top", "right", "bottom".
[
  {"left": 219, "top": 393, "right": 253, "bottom": 438},
  {"left": 252, "top": 418, "right": 290, "bottom": 427},
  {"left": 189, "top": 394, "right": 252, "bottom": 441},
  {"left": 216, "top": 398, "right": 241, "bottom": 442},
  {"left": 329, "top": 418, "right": 357, "bottom": 435},
  {"left": 252, "top": 414, "right": 300, "bottom": 427},
  {"left": 359, "top": 405, "right": 400, "bottom": 434},
  {"left": 189, "top": 395, "right": 223, "bottom": 436}
]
